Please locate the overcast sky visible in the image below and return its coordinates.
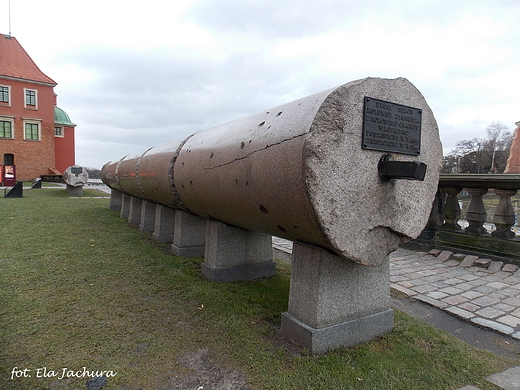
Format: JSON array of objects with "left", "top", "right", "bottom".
[{"left": 1, "top": 0, "right": 519, "bottom": 169}]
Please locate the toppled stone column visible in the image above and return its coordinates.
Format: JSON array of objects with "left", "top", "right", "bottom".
[
  {"left": 63, "top": 165, "right": 89, "bottom": 196},
  {"left": 101, "top": 77, "right": 443, "bottom": 352},
  {"left": 174, "top": 77, "right": 442, "bottom": 266}
]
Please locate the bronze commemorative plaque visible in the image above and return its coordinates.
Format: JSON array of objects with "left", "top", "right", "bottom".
[{"left": 362, "top": 97, "right": 422, "bottom": 155}]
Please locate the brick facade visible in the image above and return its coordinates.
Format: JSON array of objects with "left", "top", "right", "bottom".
[
  {"left": 0, "top": 34, "right": 75, "bottom": 182},
  {"left": 504, "top": 122, "right": 520, "bottom": 174}
]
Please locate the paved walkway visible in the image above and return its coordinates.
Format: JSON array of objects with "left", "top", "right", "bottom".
[
  {"left": 273, "top": 237, "right": 520, "bottom": 390},
  {"left": 391, "top": 247, "right": 520, "bottom": 338}
]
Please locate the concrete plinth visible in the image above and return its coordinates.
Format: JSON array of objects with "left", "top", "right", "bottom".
[
  {"left": 139, "top": 200, "right": 156, "bottom": 232},
  {"left": 152, "top": 204, "right": 175, "bottom": 242},
  {"left": 66, "top": 184, "right": 83, "bottom": 196},
  {"left": 202, "top": 219, "right": 275, "bottom": 282},
  {"left": 128, "top": 196, "right": 142, "bottom": 225},
  {"left": 109, "top": 189, "right": 122, "bottom": 211},
  {"left": 171, "top": 210, "right": 206, "bottom": 257},
  {"left": 120, "top": 193, "right": 130, "bottom": 219},
  {"left": 281, "top": 241, "right": 393, "bottom": 354}
]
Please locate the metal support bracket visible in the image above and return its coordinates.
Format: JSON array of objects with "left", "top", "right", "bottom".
[{"left": 378, "top": 154, "right": 427, "bottom": 181}]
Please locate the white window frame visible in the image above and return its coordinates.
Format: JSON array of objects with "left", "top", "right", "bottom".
[
  {"left": 23, "top": 118, "right": 41, "bottom": 141},
  {"left": 0, "top": 115, "right": 15, "bottom": 139},
  {"left": 24, "top": 88, "right": 38, "bottom": 109},
  {"left": 0, "top": 84, "right": 11, "bottom": 106},
  {"left": 54, "top": 126, "right": 64, "bottom": 138}
]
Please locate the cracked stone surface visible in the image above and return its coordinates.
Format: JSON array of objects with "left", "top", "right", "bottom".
[{"left": 173, "top": 77, "right": 442, "bottom": 266}]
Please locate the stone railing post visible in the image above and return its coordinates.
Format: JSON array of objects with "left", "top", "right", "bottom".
[
  {"left": 441, "top": 187, "right": 461, "bottom": 230},
  {"left": 427, "top": 189, "right": 444, "bottom": 229},
  {"left": 465, "top": 188, "right": 488, "bottom": 235},
  {"left": 492, "top": 189, "right": 518, "bottom": 238}
]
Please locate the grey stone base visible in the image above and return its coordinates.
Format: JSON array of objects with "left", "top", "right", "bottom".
[
  {"left": 109, "top": 189, "right": 122, "bottom": 211},
  {"left": 171, "top": 244, "right": 205, "bottom": 258},
  {"left": 139, "top": 223, "right": 154, "bottom": 233},
  {"left": 152, "top": 232, "right": 173, "bottom": 242},
  {"left": 120, "top": 193, "right": 130, "bottom": 219},
  {"left": 128, "top": 197, "right": 142, "bottom": 225},
  {"left": 281, "top": 309, "right": 394, "bottom": 354},
  {"left": 66, "top": 184, "right": 83, "bottom": 196},
  {"left": 201, "top": 261, "right": 276, "bottom": 283}
]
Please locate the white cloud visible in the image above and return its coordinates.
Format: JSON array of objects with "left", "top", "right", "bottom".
[{"left": 1, "top": 0, "right": 519, "bottom": 168}]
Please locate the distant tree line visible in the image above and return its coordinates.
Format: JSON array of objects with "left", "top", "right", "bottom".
[
  {"left": 85, "top": 167, "right": 101, "bottom": 179},
  {"left": 442, "top": 121, "right": 513, "bottom": 174}
]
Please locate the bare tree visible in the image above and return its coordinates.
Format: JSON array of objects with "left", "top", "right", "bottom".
[
  {"left": 85, "top": 167, "right": 101, "bottom": 179},
  {"left": 485, "top": 121, "right": 510, "bottom": 173},
  {"left": 442, "top": 121, "right": 512, "bottom": 174}
]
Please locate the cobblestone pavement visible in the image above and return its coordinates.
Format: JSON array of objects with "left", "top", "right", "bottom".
[
  {"left": 391, "top": 247, "right": 520, "bottom": 339},
  {"left": 273, "top": 237, "right": 520, "bottom": 390}
]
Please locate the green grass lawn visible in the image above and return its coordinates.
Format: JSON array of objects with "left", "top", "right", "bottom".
[{"left": 0, "top": 188, "right": 518, "bottom": 389}]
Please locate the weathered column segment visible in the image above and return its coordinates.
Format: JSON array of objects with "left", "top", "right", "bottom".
[
  {"left": 174, "top": 77, "right": 442, "bottom": 266},
  {"left": 63, "top": 165, "right": 89, "bottom": 196}
]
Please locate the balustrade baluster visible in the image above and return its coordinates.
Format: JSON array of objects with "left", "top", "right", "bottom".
[
  {"left": 465, "top": 188, "right": 488, "bottom": 235},
  {"left": 441, "top": 187, "right": 461, "bottom": 230},
  {"left": 492, "top": 189, "right": 518, "bottom": 238}
]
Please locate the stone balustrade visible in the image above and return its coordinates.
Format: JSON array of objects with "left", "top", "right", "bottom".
[{"left": 417, "top": 174, "right": 520, "bottom": 261}]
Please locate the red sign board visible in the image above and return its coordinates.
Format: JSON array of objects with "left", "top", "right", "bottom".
[{"left": 2, "top": 165, "right": 16, "bottom": 186}]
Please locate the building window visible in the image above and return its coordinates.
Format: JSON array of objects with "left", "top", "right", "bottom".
[
  {"left": 4, "top": 153, "right": 14, "bottom": 165},
  {"left": 0, "top": 85, "right": 10, "bottom": 104},
  {"left": 24, "top": 122, "right": 40, "bottom": 140},
  {"left": 24, "top": 88, "right": 38, "bottom": 109},
  {"left": 0, "top": 120, "right": 13, "bottom": 138},
  {"left": 54, "top": 126, "right": 64, "bottom": 137}
]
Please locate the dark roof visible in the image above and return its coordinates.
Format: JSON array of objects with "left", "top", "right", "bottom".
[{"left": 0, "top": 34, "right": 57, "bottom": 85}]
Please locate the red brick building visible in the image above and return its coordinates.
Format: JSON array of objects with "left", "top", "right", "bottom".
[
  {"left": 504, "top": 121, "right": 520, "bottom": 174},
  {"left": 0, "top": 34, "right": 76, "bottom": 183}
]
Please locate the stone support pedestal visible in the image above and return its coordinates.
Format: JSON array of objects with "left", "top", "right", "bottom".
[
  {"left": 202, "top": 219, "right": 276, "bottom": 282},
  {"left": 66, "top": 184, "right": 83, "bottom": 196},
  {"left": 139, "top": 200, "right": 156, "bottom": 232},
  {"left": 171, "top": 210, "right": 206, "bottom": 257},
  {"left": 109, "top": 189, "right": 122, "bottom": 211},
  {"left": 152, "top": 204, "right": 175, "bottom": 242},
  {"left": 128, "top": 196, "right": 142, "bottom": 225},
  {"left": 120, "top": 193, "right": 130, "bottom": 219},
  {"left": 281, "top": 242, "right": 393, "bottom": 354}
]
